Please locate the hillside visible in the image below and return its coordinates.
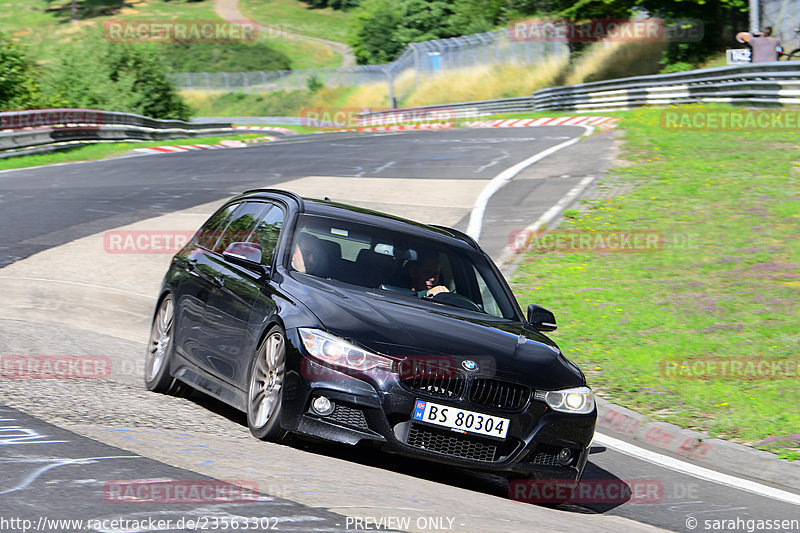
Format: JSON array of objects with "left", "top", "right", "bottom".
[{"left": 0, "top": 0, "right": 349, "bottom": 71}]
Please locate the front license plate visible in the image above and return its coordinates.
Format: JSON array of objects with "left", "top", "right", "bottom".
[{"left": 412, "top": 400, "right": 510, "bottom": 439}]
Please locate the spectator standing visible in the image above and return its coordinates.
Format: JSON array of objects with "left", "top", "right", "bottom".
[{"left": 736, "top": 26, "right": 782, "bottom": 63}]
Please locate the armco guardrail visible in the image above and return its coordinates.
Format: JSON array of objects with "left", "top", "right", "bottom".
[
  {"left": 356, "top": 96, "right": 536, "bottom": 125},
  {"left": 0, "top": 109, "right": 234, "bottom": 158},
  {"left": 533, "top": 62, "right": 800, "bottom": 112},
  {"left": 354, "top": 63, "right": 800, "bottom": 123}
]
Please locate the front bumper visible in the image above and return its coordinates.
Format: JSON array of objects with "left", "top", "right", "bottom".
[{"left": 280, "top": 330, "right": 596, "bottom": 480}]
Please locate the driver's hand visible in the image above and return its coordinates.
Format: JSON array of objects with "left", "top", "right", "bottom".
[{"left": 426, "top": 285, "right": 450, "bottom": 297}]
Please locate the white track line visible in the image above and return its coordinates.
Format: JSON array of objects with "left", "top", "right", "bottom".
[
  {"left": 594, "top": 432, "right": 800, "bottom": 506},
  {"left": 0, "top": 276, "right": 156, "bottom": 299},
  {"left": 521, "top": 176, "right": 595, "bottom": 234},
  {"left": 465, "top": 125, "right": 593, "bottom": 240}
]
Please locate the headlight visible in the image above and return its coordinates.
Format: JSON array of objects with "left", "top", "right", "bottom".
[
  {"left": 298, "top": 328, "right": 394, "bottom": 373},
  {"left": 534, "top": 386, "right": 595, "bottom": 414}
]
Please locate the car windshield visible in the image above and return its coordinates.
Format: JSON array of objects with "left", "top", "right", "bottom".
[{"left": 287, "top": 214, "right": 518, "bottom": 320}]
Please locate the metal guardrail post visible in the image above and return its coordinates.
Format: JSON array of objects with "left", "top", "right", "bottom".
[
  {"left": 384, "top": 68, "right": 397, "bottom": 109},
  {"left": 418, "top": 45, "right": 425, "bottom": 88}
]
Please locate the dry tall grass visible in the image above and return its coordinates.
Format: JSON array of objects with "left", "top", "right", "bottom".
[
  {"left": 404, "top": 55, "right": 569, "bottom": 107},
  {"left": 181, "top": 19, "right": 673, "bottom": 116},
  {"left": 564, "top": 33, "right": 666, "bottom": 85}
]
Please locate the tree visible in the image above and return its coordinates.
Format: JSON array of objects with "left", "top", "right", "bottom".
[
  {"left": 0, "top": 33, "right": 47, "bottom": 111},
  {"left": 449, "top": 0, "right": 507, "bottom": 35},
  {"left": 44, "top": 30, "right": 190, "bottom": 119},
  {"left": 350, "top": 0, "right": 406, "bottom": 64},
  {"left": 350, "top": 0, "right": 461, "bottom": 64}
]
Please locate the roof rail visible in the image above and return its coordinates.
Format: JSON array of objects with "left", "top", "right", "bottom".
[
  {"left": 430, "top": 224, "right": 480, "bottom": 250},
  {"left": 241, "top": 188, "right": 305, "bottom": 210}
]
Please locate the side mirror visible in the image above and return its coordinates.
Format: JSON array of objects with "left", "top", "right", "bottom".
[
  {"left": 223, "top": 242, "right": 268, "bottom": 275},
  {"left": 527, "top": 304, "right": 557, "bottom": 332}
]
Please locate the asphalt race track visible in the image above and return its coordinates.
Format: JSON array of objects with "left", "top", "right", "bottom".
[{"left": 1, "top": 127, "right": 798, "bottom": 532}]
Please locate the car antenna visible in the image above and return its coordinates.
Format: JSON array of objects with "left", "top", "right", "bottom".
[{"left": 324, "top": 196, "right": 331, "bottom": 201}]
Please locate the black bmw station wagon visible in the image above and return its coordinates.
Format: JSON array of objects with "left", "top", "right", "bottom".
[{"left": 145, "top": 189, "right": 596, "bottom": 485}]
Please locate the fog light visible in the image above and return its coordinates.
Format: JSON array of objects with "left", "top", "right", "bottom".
[
  {"left": 312, "top": 396, "right": 334, "bottom": 416},
  {"left": 558, "top": 447, "right": 573, "bottom": 466}
]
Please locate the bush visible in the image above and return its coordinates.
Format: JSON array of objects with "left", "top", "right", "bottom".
[
  {"left": 306, "top": 74, "right": 324, "bottom": 92},
  {"left": 43, "top": 29, "right": 190, "bottom": 120},
  {"left": 349, "top": 0, "right": 406, "bottom": 64},
  {"left": 159, "top": 42, "right": 291, "bottom": 73},
  {"left": 660, "top": 61, "right": 695, "bottom": 73},
  {"left": 350, "top": 0, "right": 462, "bottom": 64},
  {"left": 0, "top": 33, "right": 49, "bottom": 111}
]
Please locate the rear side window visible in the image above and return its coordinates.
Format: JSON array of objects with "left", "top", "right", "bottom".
[
  {"left": 214, "top": 202, "right": 268, "bottom": 254},
  {"left": 249, "top": 204, "right": 285, "bottom": 266},
  {"left": 196, "top": 203, "right": 239, "bottom": 250}
]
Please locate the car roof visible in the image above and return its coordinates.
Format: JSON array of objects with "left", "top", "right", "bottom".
[{"left": 240, "top": 188, "right": 480, "bottom": 251}]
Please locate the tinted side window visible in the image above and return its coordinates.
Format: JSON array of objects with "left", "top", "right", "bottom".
[
  {"left": 214, "top": 202, "right": 268, "bottom": 254},
  {"left": 250, "top": 205, "right": 285, "bottom": 266},
  {"left": 197, "top": 203, "right": 239, "bottom": 250}
]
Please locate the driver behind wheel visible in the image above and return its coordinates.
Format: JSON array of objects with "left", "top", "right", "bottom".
[
  {"left": 291, "top": 233, "right": 327, "bottom": 277},
  {"left": 406, "top": 250, "right": 450, "bottom": 298}
]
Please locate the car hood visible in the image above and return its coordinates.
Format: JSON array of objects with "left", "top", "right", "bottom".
[{"left": 284, "top": 275, "right": 585, "bottom": 390}]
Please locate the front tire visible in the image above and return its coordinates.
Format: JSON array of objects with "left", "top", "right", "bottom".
[{"left": 247, "top": 326, "right": 287, "bottom": 441}]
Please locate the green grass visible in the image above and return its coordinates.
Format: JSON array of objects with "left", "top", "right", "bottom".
[
  {"left": 1, "top": 0, "right": 218, "bottom": 64},
  {"left": 266, "top": 34, "right": 341, "bottom": 69},
  {"left": 239, "top": 0, "right": 353, "bottom": 44},
  {"left": 0, "top": 132, "right": 276, "bottom": 171},
  {"left": 0, "top": 0, "right": 303, "bottom": 71},
  {"left": 505, "top": 105, "right": 800, "bottom": 458},
  {"left": 182, "top": 86, "right": 357, "bottom": 116}
]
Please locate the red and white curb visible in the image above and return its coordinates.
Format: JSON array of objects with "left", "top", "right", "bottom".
[
  {"left": 327, "top": 122, "right": 454, "bottom": 133},
  {"left": 134, "top": 143, "right": 227, "bottom": 154},
  {"left": 133, "top": 137, "right": 275, "bottom": 155},
  {"left": 132, "top": 117, "right": 617, "bottom": 154},
  {"left": 463, "top": 116, "right": 619, "bottom": 129},
  {"left": 322, "top": 116, "right": 618, "bottom": 133}
]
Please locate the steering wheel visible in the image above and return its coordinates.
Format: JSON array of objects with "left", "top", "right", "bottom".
[{"left": 431, "top": 291, "right": 482, "bottom": 312}]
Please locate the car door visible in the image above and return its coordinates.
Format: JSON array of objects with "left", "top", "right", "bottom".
[
  {"left": 235, "top": 203, "right": 286, "bottom": 389},
  {"left": 172, "top": 202, "right": 240, "bottom": 365},
  {"left": 201, "top": 201, "right": 271, "bottom": 385}
]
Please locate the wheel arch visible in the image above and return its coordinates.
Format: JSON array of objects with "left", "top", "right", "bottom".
[{"left": 247, "top": 314, "right": 288, "bottom": 381}]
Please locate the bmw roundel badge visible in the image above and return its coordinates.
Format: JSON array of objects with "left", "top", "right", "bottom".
[{"left": 462, "top": 360, "right": 478, "bottom": 371}]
